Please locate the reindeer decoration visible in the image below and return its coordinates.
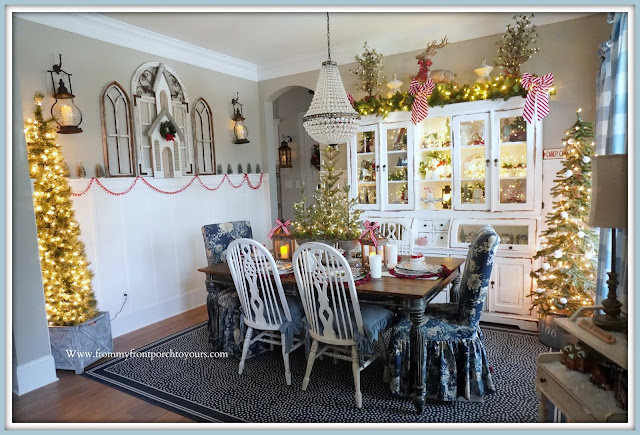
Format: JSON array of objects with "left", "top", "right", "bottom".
[{"left": 414, "top": 37, "right": 456, "bottom": 84}]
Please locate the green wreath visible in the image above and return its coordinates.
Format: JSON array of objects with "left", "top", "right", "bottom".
[{"left": 160, "top": 121, "right": 177, "bottom": 141}]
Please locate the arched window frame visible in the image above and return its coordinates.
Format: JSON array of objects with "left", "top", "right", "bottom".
[
  {"left": 130, "top": 62, "right": 194, "bottom": 176},
  {"left": 192, "top": 98, "right": 217, "bottom": 175},
  {"left": 100, "top": 81, "right": 136, "bottom": 177}
]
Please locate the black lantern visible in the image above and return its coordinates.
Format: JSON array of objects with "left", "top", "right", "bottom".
[
  {"left": 279, "top": 136, "right": 293, "bottom": 168},
  {"left": 48, "top": 54, "right": 83, "bottom": 134},
  {"left": 231, "top": 92, "right": 249, "bottom": 144}
]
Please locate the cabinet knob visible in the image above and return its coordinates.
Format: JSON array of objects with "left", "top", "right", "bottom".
[
  {"left": 490, "top": 280, "right": 495, "bottom": 288},
  {"left": 494, "top": 158, "right": 498, "bottom": 167},
  {"left": 509, "top": 246, "right": 513, "bottom": 250},
  {"left": 539, "top": 377, "right": 546, "bottom": 383},
  {"left": 485, "top": 159, "right": 490, "bottom": 167},
  {"left": 382, "top": 164, "right": 387, "bottom": 170}
]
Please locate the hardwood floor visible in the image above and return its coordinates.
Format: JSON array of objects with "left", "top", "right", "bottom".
[{"left": 12, "top": 306, "right": 208, "bottom": 423}]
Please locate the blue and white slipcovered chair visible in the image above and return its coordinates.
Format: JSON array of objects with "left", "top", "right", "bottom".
[
  {"left": 227, "top": 238, "right": 307, "bottom": 385},
  {"left": 292, "top": 242, "right": 394, "bottom": 408},
  {"left": 201, "top": 221, "right": 269, "bottom": 359},
  {"left": 386, "top": 226, "right": 500, "bottom": 401}
]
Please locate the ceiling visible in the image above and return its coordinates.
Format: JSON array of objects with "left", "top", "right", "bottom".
[{"left": 98, "top": 10, "right": 594, "bottom": 80}]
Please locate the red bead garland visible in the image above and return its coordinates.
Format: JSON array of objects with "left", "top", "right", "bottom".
[{"left": 70, "top": 173, "right": 264, "bottom": 197}]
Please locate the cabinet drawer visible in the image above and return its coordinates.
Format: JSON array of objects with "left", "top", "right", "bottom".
[
  {"left": 417, "top": 220, "right": 433, "bottom": 231},
  {"left": 433, "top": 219, "right": 450, "bottom": 231},
  {"left": 417, "top": 231, "right": 449, "bottom": 249}
]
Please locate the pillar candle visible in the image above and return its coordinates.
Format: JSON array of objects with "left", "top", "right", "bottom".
[
  {"left": 280, "top": 244, "right": 290, "bottom": 260},
  {"left": 385, "top": 243, "right": 398, "bottom": 269},
  {"left": 61, "top": 105, "right": 73, "bottom": 126},
  {"left": 370, "top": 254, "right": 382, "bottom": 279}
]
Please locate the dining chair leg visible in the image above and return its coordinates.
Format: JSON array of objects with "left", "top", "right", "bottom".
[
  {"left": 302, "top": 339, "right": 318, "bottom": 391},
  {"left": 351, "top": 345, "right": 362, "bottom": 409},
  {"left": 378, "top": 331, "right": 391, "bottom": 382},
  {"left": 280, "top": 332, "right": 292, "bottom": 386},
  {"left": 238, "top": 327, "right": 253, "bottom": 375}
]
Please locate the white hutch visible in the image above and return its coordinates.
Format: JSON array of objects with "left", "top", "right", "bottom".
[{"left": 347, "top": 97, "right": 542, "bottom": 330}]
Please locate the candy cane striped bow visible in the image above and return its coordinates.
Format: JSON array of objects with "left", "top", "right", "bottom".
[
  {"left": 522, "top": 73, "right": 553, "bottom": 123},
  {"left": 267, "top": 219, "right": 291, "bottom": 239},
  {"left": 409, "top": 78, "right": 435, "bottom": 125},
  {"left": 359, "top": 220, "right": 381, "bottom": 247}
]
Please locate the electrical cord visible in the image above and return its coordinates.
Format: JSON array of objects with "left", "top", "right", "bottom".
[{"left": 110, "top": 293, "right": 128, "bottom": 321}]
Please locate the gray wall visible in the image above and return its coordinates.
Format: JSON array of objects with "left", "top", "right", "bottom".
[
  {"left": 13, "top": 17, "right": 264, "bottom": 178},
  {"left": 259, "top": 13, "right": 612, "bottom": 158}
]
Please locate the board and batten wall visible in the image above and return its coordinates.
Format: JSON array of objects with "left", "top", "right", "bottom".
[
  {"left": 68, "top": 175, "right": 271, "bottom": 337},
  {"left": 12, "top": 17, "right": 273, "bottom": 338}
]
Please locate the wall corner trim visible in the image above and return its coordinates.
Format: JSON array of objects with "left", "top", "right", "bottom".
[
  {"left": 13, "top": 355, "right": 58, "bottom": 396},
  {"left": 14, "top": 12, "right": 259, "bottom": 82}
]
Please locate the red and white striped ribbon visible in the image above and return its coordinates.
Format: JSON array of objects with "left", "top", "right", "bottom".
[
  {"left": 409, "top": 78, "right": 435, "bottom": 125},
  {"left": 267, "top": 218, "right": 291, "bottom": 239},
  {"left": 521, "top": 72, "right": 553, "bottom": 123},
  {"left": 359, "top": 220, "right": 381, "bottom": 247}
]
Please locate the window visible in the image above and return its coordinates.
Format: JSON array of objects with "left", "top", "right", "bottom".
[
  {"left": 131, "top": 62, "right": 194, "bottom": 176},
  {"left": 192, "top": 98, "right": 216, "bottom": 174},
  {"left": 100, "top": 82, "right": 135, "bottom": 177}
]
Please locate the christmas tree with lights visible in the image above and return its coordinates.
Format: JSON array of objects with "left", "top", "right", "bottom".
[
  {"left": 495, "top": 14, "right": 540, "bottom": 78},
  {"left": 351, "top": 42, "right": 385, "bottom": 98},
  {"left": 292, "top": 146, "right": 362, "bottom": 241},
  {"left": 530, "top": 109, "right": 598, "bottom": 317},
  {"left": 25, "top": 93, "right": 97, "bottom": 326}
]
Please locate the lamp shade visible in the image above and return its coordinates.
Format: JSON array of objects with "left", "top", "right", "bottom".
[
  {"left": 588, "top": 154, "right": 628, "bottom": 229},
  {"left": 303, "top": 61, "right": 360, "bottom": 145}
]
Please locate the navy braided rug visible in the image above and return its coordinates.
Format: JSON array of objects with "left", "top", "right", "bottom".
[{"left": 84, "top": 322, "right": 548, "bottom": 423}]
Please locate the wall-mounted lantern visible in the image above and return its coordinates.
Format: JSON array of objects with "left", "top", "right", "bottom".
[
  {"left": 231, "top": 92, "right": 249, "bottom": 144},
  {"left": 278, "top": 135, "right": 293, "bottom": 168},
  {"left": 48, "top": 54, "right": 83, "bottom": 134}
]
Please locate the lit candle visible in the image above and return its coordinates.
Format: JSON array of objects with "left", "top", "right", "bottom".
[
  {"left": 60, "top": 105, "right": 73, "bottom": 126},
  {"left": 370, "top": 255, "right": 382, "bottom": 279},
  {"left": 280, "top": 244, "right": 290, "bottom": 260}
]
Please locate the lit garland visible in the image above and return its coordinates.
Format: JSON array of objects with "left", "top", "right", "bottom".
[
  {"left": 352, "top": 75, "right": 555, "bottom": 119},
  {"left": 25, "top": 92, "right": 98, "bottom": 326},
  {"left": 529, "top": 109, "right": 598, "bottom": 317}
]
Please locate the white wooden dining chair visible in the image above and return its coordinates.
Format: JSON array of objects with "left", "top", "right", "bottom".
[
  {"left": 379, "top": 220, "right": 413, "bottom": 256},
  {"left": 292, "top": 242, "right": 394, "bottom": 408},
  {"left": 226, "top": 238, "right": 305, "bottom": 385}
]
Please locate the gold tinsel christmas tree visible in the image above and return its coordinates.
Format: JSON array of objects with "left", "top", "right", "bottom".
[
  {"left": 495, "top": 14, "right": 540, "bottom": 77},
  {"left": 25, "top": 93, "right": 97, "bottom": 326},
  {"left": 529, "top": 109, "right": 598, "bottom": 317},
  {"left": 351, "top": 42, "right": 385, "bottom": 98}
]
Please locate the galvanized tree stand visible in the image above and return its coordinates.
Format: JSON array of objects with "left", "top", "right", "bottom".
[{"left": 48, "top": 311, "right": 113, "bottom": 374}]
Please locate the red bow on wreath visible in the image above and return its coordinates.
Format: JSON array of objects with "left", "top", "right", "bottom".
[
  {"left": 164, "top": 134, "right": 175, "bottom": 141},
  {"left": 359, "top": 220, "right": 381, "bottom": 247},
  {"left": 268, "top": 219, "right": 291, "bottom": 239}
]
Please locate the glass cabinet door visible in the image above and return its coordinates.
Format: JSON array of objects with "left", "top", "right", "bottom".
[
  {"left": 452, "top": 113, "right": 491, "bottom": 210},
  {"left": 450, "top": 218, "right": 536, "bottom": 253},
  {"left": 493, "top": 109, "right": 535, "bottom": 211},
  {"left": 352, "top": 124, "right": 379, "bottom": 210},
  {"left": 415, "top": 116, "right": 452, "bottom": 211},
  {"left": 381, "top": 122, "right": 413, "bottom": 210}
]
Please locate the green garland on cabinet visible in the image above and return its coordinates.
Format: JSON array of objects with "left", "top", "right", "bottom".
[{"left": 353, "top": 75, "right": 555, "bottom": 118}]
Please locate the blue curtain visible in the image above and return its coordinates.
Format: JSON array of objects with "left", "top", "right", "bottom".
[{"left": 594, "top": 12, "right": 628, "bottom": 305}]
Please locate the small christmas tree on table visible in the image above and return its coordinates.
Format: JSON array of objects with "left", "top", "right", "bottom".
[
  {"left": 530, "top": 109, "right": 598, "bottom": 317},
  {"left": 292, "top": 146, "right": 362, "bottom": 241},
  {"left": 25, "top": 93, "right": 97, "bottom": 326}
]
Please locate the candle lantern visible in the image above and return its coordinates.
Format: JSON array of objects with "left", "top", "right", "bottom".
[
  {"left": 442, "top": 185, "right": 452, "bottom": 209},
  {"left": 231, "top": 92, "right": 250, "bottom": 144},
  {"left": 360, "top": 232, "right": 386, "bottom": 268},
  {"left": 48, "top": 54, "right": 83, "bottom": 134},
  {"left": 268, "top": 219, "right": 295, "bottom": 261}
]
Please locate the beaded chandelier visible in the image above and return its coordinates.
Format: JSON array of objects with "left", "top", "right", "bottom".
[{"left": 303, "top": 13, "right": 360, "bottom": 146}]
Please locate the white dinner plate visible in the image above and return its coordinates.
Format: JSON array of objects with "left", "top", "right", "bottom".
[{"left": 396, "top": 261, "right": 442, "bottom": 274}]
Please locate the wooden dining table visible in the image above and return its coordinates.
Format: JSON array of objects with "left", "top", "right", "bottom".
[{"left": 198, "top": 255, "right": 465, "bottom": 413}]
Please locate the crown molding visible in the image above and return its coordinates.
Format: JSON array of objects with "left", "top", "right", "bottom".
[{"left": 15, "top": 12, "right": 259, "bottom": 82}]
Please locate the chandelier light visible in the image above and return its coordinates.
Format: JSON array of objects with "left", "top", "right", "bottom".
[{"left": 303, "top": 13, "right": 360, "bottom": 146}]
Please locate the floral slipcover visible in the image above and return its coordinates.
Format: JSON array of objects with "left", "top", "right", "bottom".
[
  {"left": 386, "top": 226, "right": 500, "bottom": 401},
  {"left": 201, "top": 221, "right": 269, "bottom": 359}
]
